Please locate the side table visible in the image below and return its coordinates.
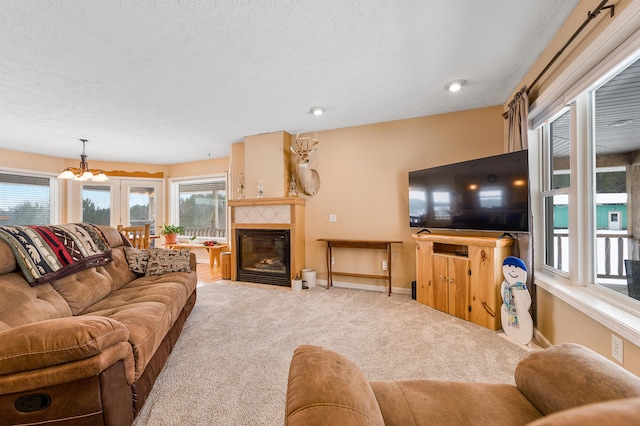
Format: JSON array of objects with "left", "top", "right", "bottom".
[{"left": 317, "top": 239, "right": 402, "bottom": 296}]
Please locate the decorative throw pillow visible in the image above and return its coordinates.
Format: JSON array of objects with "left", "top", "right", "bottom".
[
  {"left": 124, "top": 247, "right": 150, "bottom": 275},
  {"left": 145, "top": 248, "right": 191, "bottom": 276}
]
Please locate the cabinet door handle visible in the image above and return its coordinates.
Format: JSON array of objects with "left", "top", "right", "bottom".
[
  {"left": 481, "top": 300, "right": 496, "bottom": 317},
  {"left": 439, "top": 275, "right": 446, "bottom": 282},
  {"left": 448, "top": 278, "right": 454, "bottom": 284}
]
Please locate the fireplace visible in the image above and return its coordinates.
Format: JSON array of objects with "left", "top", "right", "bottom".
[
  {"left": 229, "top": 197, "right": 305, "bottom": 284},
  {"left": 236, "top": 229, "right": 291, "bottom": 286}
]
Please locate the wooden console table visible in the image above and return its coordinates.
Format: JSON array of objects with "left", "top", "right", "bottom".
[{"left": 318, "top": 239, "right": 402, "bottom": 296}]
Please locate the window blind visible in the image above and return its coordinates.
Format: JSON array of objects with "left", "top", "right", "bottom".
[{"left": 0, "top": 172, "right": 52, "bottom": 225}]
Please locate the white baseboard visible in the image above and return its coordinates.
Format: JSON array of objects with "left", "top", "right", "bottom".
[
  {"left": 316, "top": 279, "right": 412, "bottom": 296},
  {"left": 533, "top": 328, "right": 552, "bottom": 348}
]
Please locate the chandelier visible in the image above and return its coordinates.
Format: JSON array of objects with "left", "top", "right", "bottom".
[{"left": 57, "top": 139, "right": 109, "bottom": 181}]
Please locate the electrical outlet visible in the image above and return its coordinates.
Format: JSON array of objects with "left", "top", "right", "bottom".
[
  {"left": 382, "top": 260, "right": 388, "bottom": 271},
  {"left": 328, "top": 214, "right": 337, "bottom": 223},
  {"left": 612, "top": 334, "right": 624, "bottom": 364}
]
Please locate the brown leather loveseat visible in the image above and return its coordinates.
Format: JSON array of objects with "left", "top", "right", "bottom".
[
  {"left": 0, "top": 224, "right": 197, "bottom": 425},
  {"left": 286, "top": 343, "right": 640, "bottom": 425}
]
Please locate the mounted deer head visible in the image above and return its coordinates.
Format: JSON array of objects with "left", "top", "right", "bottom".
[{"left": 290, "top": 132, "right": 321, "bottom": 196}]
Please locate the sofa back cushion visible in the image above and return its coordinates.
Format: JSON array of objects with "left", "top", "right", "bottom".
[
  {"left": 515, "top": 343, "right": 640, "bottom": 416},
  {"left": 0, "top": 239, "right": 17, "bottom": 275},
  {"left": 48, "top": 227, "right": 136, "bottom": 315},
  {"left": 0, "top": 273, "right": 72, "bottom": 331}
]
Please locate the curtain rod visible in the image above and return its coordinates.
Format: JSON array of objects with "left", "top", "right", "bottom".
[
  {"left": 502, "top": 0, "right": 615, "bottom": 119},
  {"left": 503, "top": 1, "right": 615, "bottom": 119},
  {"left": 526, "top": 0, "right": 614, "bottom": 96}
]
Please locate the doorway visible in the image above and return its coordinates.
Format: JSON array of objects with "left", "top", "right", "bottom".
[{"left": 68, "top": 178, "right": 164, "bottom": 235}]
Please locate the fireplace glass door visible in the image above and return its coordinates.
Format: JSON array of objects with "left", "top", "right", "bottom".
[{"left": 236, "top": 229, "right": 290, "bottom": 286}]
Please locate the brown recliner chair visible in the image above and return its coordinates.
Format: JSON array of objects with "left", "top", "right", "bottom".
[{"left": 285, "top": 343, "right": 640, "bottom": 425}]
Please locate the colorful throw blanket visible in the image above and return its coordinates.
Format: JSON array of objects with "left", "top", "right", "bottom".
[{"left": 0, "top": 223, "right": 112, "bottom": 286}]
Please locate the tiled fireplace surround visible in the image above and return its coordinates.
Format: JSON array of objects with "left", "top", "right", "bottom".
[{"left": 228, "top": 197, "right": 305, "bottom": 285}]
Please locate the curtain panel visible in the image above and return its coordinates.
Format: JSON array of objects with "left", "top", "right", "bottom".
[{"left": 504, "top": 86, "right": 535, "bottom": 319}]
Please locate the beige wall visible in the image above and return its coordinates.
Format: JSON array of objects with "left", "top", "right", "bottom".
[
  {"left": 225, "top": 108, "right": 505, "bottom": 292},
  {"left": 505, "top": 0, "right": 640, "bottom": 369},
  {"left": 537, "top": 288, "right": 640, "bottom": 376},
  {"left": 296, "top": 107, "right": 505, "bottom": 292},
  {"left": 244, "top": 131, "right": 291, "bottom": 198}
]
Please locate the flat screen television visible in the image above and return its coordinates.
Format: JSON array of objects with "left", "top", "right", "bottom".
[{"left": 409, "top": 150, "right": 529, "bottom": 233}]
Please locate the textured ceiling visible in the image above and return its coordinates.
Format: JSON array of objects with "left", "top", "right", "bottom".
[{"left": 0, "top": 0, "right": 580, "bottom": 164}]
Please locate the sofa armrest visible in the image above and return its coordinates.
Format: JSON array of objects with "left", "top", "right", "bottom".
[
  {"left": 515, "top": 343, "right": 640, "bottom": 416},
  {"left": 526, "top": 397, "right": 640, "bottom": 426},
  {"left": 190, "top": 252, "right": 197, "bottom": 272},
  {"left": 0, "top": 316, "right": 129, "bottom": 375},
  {"left": 285, "top": 345, "right": 385, "bottom": 426}
]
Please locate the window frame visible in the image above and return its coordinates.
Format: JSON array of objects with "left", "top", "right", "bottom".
[
  {"left": 530, "top": 29, "right": 640, "bottom": 345},
  {"left": 0, "top": 167, "right": 61, "bottom": 225},
  {"left": 169, "top": 173, "right": 228, "bottom": 242},
  {"left": 540, "top": 108, "right": 572, "bottom": 278}
]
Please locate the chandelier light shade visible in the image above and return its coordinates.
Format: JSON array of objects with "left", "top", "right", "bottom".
[{"left": 58, "top": 139, "right": 109, "bottom": 181}]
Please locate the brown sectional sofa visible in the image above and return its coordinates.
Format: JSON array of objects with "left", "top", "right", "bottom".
[
  {"left": 286, "top": 343, "right": 640, "bottom": 425},
  {"left": 0, "top": 225, "right": 197, "bottom": 425}
]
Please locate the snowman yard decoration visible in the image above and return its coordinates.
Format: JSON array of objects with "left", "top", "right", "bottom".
[{"left": 500, "top": 256, "right": 533, "bottom": 345}]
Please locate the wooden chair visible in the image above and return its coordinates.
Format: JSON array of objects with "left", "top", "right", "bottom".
[{"left": 117, "top": 224, "right": 151, "bottom": 249}]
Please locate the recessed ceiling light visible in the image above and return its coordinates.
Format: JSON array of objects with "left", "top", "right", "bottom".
[
  {"left": 310, "top": 106, "right": 325, "bottom": 115},
  {"left": 609, "top": 119, "right": 634, "bottom": 127},
  {"left": 445, "top": 80, "right": 466, "bottom": 92}
]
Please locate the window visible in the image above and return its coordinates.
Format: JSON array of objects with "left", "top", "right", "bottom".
[
  {"left": 171, "top": 176, "right": 227, "bottom": 240},
  {"left": 536, "top": 53, "right": 640, "bottom": 302},
  {"left": 592, "top": 56, "right": 640, "bottom": 298},
  {"left": 0, "top": 171, "right": 56, "bottom": 225},
  {"left": 82, "top": 185, "right": 111, "bottom": 226},
  {"left": 541, "top": 110, "right": 571, "bottom": 274}
]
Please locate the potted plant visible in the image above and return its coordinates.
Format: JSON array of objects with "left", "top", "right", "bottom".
[{"left": 161, "top": 224, "right": 184, "bottom": 244}]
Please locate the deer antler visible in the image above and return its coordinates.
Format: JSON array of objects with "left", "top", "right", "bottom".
[{"left": 292, "top": 133, "right": 305, "bottom": 152}]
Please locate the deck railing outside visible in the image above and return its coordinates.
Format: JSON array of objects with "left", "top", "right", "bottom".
[{"left": 551, "top": 230, "right": 631, "bottom": 281}]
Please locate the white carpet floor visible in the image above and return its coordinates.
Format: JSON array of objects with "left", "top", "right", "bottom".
[{"left": 133, "top": 282, "right": 532, "bottom": 425}]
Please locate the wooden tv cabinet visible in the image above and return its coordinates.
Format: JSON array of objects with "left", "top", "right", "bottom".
[{"left": 412, "top": 233, "right": 513, "bottom": 330}]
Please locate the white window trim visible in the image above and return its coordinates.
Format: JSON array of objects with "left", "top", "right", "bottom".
[
  {"left": 168, "top": 173, "right": 228, "bottom": 242},
  {"left": 531, "top": 9, "right": 640, "bottom": 347},
  {"left": 0, "top": 167, "right": 61, "bottom": 224}
]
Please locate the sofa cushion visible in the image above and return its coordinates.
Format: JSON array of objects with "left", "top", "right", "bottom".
[
  {"left": 80, "top": 301, "right": 172, "bottom": 380},
  {"left": 0, "top": 239, "right": 17, "bottom": 274},
  {"left": 371, "top": 380, "right": 542, "bottom": 426},
  {"left": 0, "top": 316, "right": 129, "bottom": 375},
  {"left": 49, "top": 247, "right": 136, "bottom": 315},
  {"left": 145, "top": 248, "right": 191, "bottom": 276},
  {"left": 0, "top": 273, "right": 72, "bottom": 330},
  {"left": 82, "top": 272, "right": 196, "bottom": 332},
  {"left": 515, "top": 343, "right": 640, "bottom": 416},
  {"left": 286, "top": 345, "right": 385, "bottom": 426}
]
